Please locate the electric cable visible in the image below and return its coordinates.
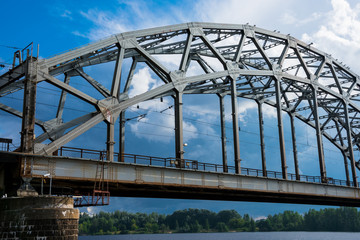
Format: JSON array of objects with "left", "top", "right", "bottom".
[{"left": 0, "top": 91, "right": 346, "bottom": 154}]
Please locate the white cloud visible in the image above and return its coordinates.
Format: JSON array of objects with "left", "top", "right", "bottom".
[
  {"left": 72, "top": 30, "right": 88, "bottom": 39},
  {"left": 127, "top": 67, "right": 199, "bottom": 143},
  {"left": 238, "top": 101, "right": 258, "bottom": 122},
  {"left": 128, "top": 110, "right": 198, "bottom": 143},
  {"left": 79, "top": 9, "right": 128, "bottom": 41},
  {"left": 185, "top": 104, "right": 219, "bottom": 121},
  {"left": 224, "top": 99, "right": 278, "bottom": 123},
  {"left": 128, "top": 67, "right": 161, "bottom": 98},
  {"left": 281, "top": 12, "right": 297, "bottom": 25},
  {"left": 85, "top": 206, "right": 97, "bottom": 216},
  {"left": 301, "top": 0, "right": 360, "bottom": 72},
  {"left": 194, "top": 0, "right": 288, "bottom": 27},
  {"left": 254, "top": 215, "right": 267, "bottom": 221},
  {"left": 77, "top": 1, "right": 180, "bottom": 41},
  {"left": 60, "top": 10, "right": 72, "bottom": 20},
  {"left": 183, "top": 121, "right": 199, "bottom": 142},
  {"left": 263, "top": 104, "right": 277, "bottom": 119},
  {"left": 128, "top": 111, "right": 174, "bottom": 143},
  {"left": 127, "top": 67, "right": 175, "bottom": 142},
  {"left": 76, "top": 0, "right": 303, "bottom": 41},
  {"left": 281, "top": 11, "right": 324, "bottom": 27}
]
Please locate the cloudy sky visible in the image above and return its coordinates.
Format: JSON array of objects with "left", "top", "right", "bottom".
[{"left": 1, "top": 0, "right": 360, "bottom": 217}]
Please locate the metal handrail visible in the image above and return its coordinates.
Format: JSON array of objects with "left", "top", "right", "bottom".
[{"left": 58, "top": 146, "right": 354, "bottom": 187}]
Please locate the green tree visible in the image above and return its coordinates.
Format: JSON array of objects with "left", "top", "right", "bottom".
[
  {"left": 204, "top": 219, "right": 210, "bottom": 231},
  {"left": 175, "top": 220, "right": 180, "bottom": 231},
  {"left": 78, "top": 207, "right": 360, "bottom": 235},
  {"left": 216, "top": 222, "right": 229, "bottom": 232},
  {"left": 190, "top": 220, "right": 201, "bottom": 233},
  {"left": 257, "top": 218, "right": 271, "bottom": 231},
  {"left": 217, "top": 210, "right": 240, "bottom": 225},
  {"left": 229, "top": 217, "right": 245, "bottom": 230},
  {"left": 130, "top": 219, "right": 138, "bottom": 231},
  {"left": 250, "top": 219, "right": 256, "bottom": 232}
]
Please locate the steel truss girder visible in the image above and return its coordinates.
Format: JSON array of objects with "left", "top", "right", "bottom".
[{"left": 1, "top": 22, "right": 360, "bottom": 183}]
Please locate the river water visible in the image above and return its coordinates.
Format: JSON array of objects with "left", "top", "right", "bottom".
[{"left": 79, "top": 232, "right": 360, "bottom": 240}]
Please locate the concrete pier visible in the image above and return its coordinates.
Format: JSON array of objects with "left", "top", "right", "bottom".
[{"left": 0, "top": 196, "right": 79, "bottom": 239}]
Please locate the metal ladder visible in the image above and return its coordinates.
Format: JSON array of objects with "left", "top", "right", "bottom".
[{"left": 74, "top": 153, "right": 110, "bottom": 207}]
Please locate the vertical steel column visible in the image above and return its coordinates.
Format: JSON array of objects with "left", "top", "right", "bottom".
[
  {"left": 342, "top": 151, "right": 351, "bottom": 186},
  {"left": 230, "top": 77, "right": 241, "bottom": 174},
  {"left": 21, "top": 57, "right": 37, "bottom": 154},
  {"left": 56, "top": 73, "right": 70, "bottom": 120},
  {"left": 289, "top": 113, "right": 300, "bottom": 180},
  {"left": 219, "top": 95, "right": 228, "bottom": 173},
  {"left": 119, "top": 57, "right": 137, "bottom": 162},
  {"left": 175, "top": 90, "right": 184, "bottom": 167},
  {"left": 275, "top": 78, "right": 287, "bottom": 179},
  {"left": 106, "top": 117, "right": 115, "bottom": 162},
  {"left": 108, "top": 45, "right": 121, "bottom": 162},
  {"left": 336, "top": 119, "right": 351, "bottom": 186},
  {"left": 257, "top": 101, "right": 267, "bottom": 177},
  {"left": 20, "top": 56, "right": 37, "bottom": 191},
  {"left": 343, "top": 102, "right": 358, "bottom": 187},
  {"left": 312, "top": 87, "right": 327, "bottom": 182},
  {"left": 119, "top": 111, "right": 125, "bottom": 162}
]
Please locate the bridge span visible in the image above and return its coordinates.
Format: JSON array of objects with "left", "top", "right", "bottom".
[
  {"left": 1, "top": 22, "right": 360, "bottom": 208},
  {"left": 1, "top": 147, "right": 360, "bottom": 207}
]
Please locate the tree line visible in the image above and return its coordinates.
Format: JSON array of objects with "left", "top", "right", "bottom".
[{"left": 79, "top": 207, "right": 360, "bottom": 235}]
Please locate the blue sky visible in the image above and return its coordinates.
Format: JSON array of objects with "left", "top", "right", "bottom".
[{"left": 1, "top": 0, "right": 360, "bottom": 218}]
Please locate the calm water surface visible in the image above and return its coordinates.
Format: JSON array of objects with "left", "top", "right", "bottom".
[{"left": 79, "top": 232, "right": 360, "bottom": 240}]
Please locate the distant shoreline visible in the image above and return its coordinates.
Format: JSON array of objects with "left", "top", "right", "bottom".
[{"left": 79, "top": 207, "right": 360, "bottom": 235}]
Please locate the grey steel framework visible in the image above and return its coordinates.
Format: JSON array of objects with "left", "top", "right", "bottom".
[{"left": 1, "top": 22, "right": 360, "bottom": 188}]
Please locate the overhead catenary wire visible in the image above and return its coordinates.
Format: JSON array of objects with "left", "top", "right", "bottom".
[
  {"left": 0, "top": 98, "right": 341, "bottom": 154},
  {"left": 131, "top": 104, "right": 292, "bottom": 135},
  {"left": 128, "top": 105, "right": 343, "bottom": 154},
  {"left": 0, "top": 88, "right": 345, "bottom": 154},
  {"left": 1, "top": 111, "right": 344, "bottom": 163},
  {"left": 1, "top": 95, "right": 92, "bottom": 115},
  {"left": 0, "top": 44, "right": 21, "bottom": 50},
  {"left": 2, "top": 84, "right": 304, "bottom": 138}
]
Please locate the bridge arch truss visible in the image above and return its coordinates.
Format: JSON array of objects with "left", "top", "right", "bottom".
[{"left": 1, "top": 22, "right": 360, "bottom": 187}]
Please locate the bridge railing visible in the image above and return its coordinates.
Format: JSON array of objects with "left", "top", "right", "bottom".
[{"left": 58, "top": 146, "right": 352, "bottom": 187}]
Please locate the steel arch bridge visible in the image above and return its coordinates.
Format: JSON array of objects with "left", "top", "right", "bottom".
[{"left": 1, "top": 22, "right": 360, "bottom": 193}]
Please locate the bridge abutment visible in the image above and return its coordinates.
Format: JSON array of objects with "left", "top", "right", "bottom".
[{"left": 0, "top": 196, "right": 79, "bottom": 239}]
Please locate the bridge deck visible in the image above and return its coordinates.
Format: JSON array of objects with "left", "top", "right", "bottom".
[
  {"left": 1, "top": 150, "right": 360, "bottom": 207},
  {"left": 56, "top": 146, "right": 350, "bottom": 186}
]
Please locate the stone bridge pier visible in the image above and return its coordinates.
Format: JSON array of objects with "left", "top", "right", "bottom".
[{"left": 0, "top": 196, "right": 79, "bottom": 240}]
